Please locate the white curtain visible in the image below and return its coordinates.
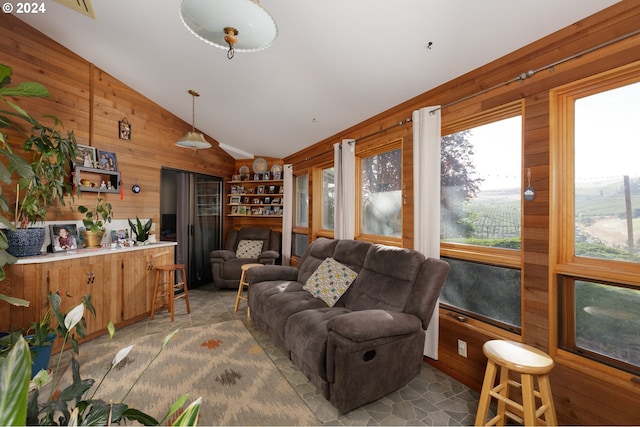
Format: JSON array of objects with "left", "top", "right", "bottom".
[
  {"left": 281, "top": 164, "right": 293, "bottom": 266},
  {"left": 412, "top": 106, "right": 442, "bottom": 360},
  {"left": 334, "top": 139, "right": 356, "bottom": 239}
]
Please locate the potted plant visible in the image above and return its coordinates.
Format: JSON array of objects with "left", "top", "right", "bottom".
[
  {"left": 128, "top": 216, "right": 152, "bottom": 244},
  {"left": 23, "top": 308, "right": 56, "bottom": 379},
  {"left": 0, "top": 64, "right": 78, "bottom": 257},
  {"left": 77, "top": 194, "right": 112, "bottom": 247}
]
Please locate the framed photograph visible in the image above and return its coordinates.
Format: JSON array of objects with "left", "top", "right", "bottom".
[
  {"left": 110, "top": 229, "right": 129, "bottom": 243},
  {"left": 76, "top": 144, "right": 97, "bottom": 168},
  {"left": 257, "top": 185, "right": 265, "bottom": 194},
  {"left": 264, "top": 196, "right": 271, "bottom": 204},
  {"left": 262, "top": 172, "right": 270, "bottom": 181},
  {"left": 232, "top": 174, "right": 241, "bottom": 182},
  {"left": 253, "top": 173, "right": 261, "bottom": 181},
  {"left": 97, "top": 150, "right": 118, "bottom": 171},
  {"left": 50, "top": 224, "right": 79, "bottom": 252},
  {"left": 231, "top": 206, "right": 239, "bottom": 215},
  {"left": 230, "top": 196, "right": 241, "bottom": 204},
  {"left": 267, "top": 185, "right": 276, "bottom": 194},
  {"left": 119, "top": 118, "right": 131, "bottom": 140}
]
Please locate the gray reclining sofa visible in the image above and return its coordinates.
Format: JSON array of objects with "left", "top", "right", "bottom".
[{"left": 246, "top": 237, "right": 450, "bottom": 414}]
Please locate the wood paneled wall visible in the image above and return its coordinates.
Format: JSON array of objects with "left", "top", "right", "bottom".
[
  {"left": 0, "top": 13, "right": 236, "bottom": 234},
  {"left": 284, "top": 2, "right": 640, "bottom": 425}
]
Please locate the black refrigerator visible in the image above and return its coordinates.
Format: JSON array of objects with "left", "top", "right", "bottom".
[{"left": 160, "top": 168, "right": 223, "bottom": 288}]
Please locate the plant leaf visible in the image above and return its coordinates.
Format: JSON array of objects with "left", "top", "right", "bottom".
[
  {"left": 112, "top": 345, "right": 133, "bottom": 368},
  {"left": 122, "top": 407, "right": 159, "bottom": 425},
  {"left": 162, "top": 328, "right": 180, "bottom": 348},
  {"left": 64, "top": 303, "right": 84, "bottom": 330},
  {"left": 0, "top": 81, "right": 49, "bottom": 98},
  {"left": 171, "top": 397, "right": 202, "bottom": 426},
  {"left": 0, "top": 336, "right": 30, "bottom": 426}
]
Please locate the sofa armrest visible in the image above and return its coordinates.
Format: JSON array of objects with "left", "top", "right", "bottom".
[
  {"left": 257, "top": 250, "right": 279, "bottom": 264},
  {"left": 245, "top": 265, "right": 299, "bottom": 283},
  {"left": 209, "top": 249, "right": 236, "bottom": 262},
  {"left": 327, "top": 310, "right": 422, "bottom": 343}
]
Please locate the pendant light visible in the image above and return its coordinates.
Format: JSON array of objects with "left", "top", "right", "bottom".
[
  {"left": 175, "top": 89, "right": 211, "bottom": 153},
  {"left": 180, "top": 0, "right": 277, "bottom": 60}
]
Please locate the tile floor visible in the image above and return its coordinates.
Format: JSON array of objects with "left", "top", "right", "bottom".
[{"left": 79, "top": 284, "right": 482, "bottom": 425}]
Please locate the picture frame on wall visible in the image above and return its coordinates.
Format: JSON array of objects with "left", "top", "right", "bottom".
[
  {"left": 76, "top": 144, "right": 97, "bottom": 168},
  {"left": 98, "top": 150, "right": 118, "bottom": 171},
  {"left": 119, "top": 118, "right": 131, "bottom": 140},
  {"left": 49, "top": 224, "right": 79, "bottom": 252}
]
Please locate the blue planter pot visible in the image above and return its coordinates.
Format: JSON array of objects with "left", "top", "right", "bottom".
[
  {"left": 26, "top": 332, "right": 56, "bottom": 379},
  {"left": 5, "top": 228, "right": 46, "bottom": 257}
]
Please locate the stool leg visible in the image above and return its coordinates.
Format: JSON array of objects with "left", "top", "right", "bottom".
[
  {"left": 496, "top": 366, "right": 510, "bottom": 426},
  {"left": 235, "top": 270, "right": 246, "bottom": 312},
  {"left": 169, "top": 270, "right": 175, "bottom": 322},
  {"left": 150, "top": 270, "right": 161, "bottom": 320},
  {"left": 521, "top": 373, "right": 536, "bottom": 426},
  {"left": 475, "top": 359, "right": 498, "bottom": 426},
  {"left": 538, "top": 374, "right": 558, "bottom": 426},
  {"left": 180, "top": 267, "right": 190, "bottom": 314}
]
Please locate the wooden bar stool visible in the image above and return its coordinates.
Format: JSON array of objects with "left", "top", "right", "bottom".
[
  {"left": 235, "top": 263, "right": 263, "bottom": 317},
  {"left": 151, "top": 264, "right": 190, "bottom": 322},
  {"left": 475, "top": 340, "right": 557, "bottom": 426}
]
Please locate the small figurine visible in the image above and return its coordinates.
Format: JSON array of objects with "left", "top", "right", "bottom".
[{"left": 100, "top": 180, "right": 106, "bottom": 188}]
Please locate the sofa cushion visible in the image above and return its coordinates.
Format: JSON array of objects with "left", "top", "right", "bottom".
[
  {"left": 236, "top": 239, "right": 264, "bottom": 258},
  {"left": 297, "top": 238, "right": 339, "bottom": 283},
  {"left": 248, "top": 280, "right": 327, "bottom": 350},
  {"left": 285, "top": 307, "right": 351, "bottom": 393},
  {"left": 303, "top": 257, "right": 358, "bottom": 307},
  {"left": 342, "top": 244, "right": 425, "bottom": 312}
]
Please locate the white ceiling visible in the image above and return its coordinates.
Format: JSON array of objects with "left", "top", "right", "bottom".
[{"left": 17, "top": 0, "right": 619, "bottom": 159}]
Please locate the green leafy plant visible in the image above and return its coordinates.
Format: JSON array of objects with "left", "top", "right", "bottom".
[
  {"left": 128, "top": 216, "right": 152, "bottom": 242},
  {"left": 77, "top": 195, "right": 112, "bottom": 233},
  {"left": 0, "top": 64, "right": 78, "bottom": 229},
  {"left": 0, "top": 295, "right": 201, "bottom": 426}
]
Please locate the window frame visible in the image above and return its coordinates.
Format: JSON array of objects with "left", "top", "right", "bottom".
[
  {"left": 550, "top": 61, "right": 640, "bottom": 375},
  {"left": 354, "top": 138, "right": 403, "bottom": 246},
  {"left": 440, "top": 100, "right": 524, "bottom": 268},
  {"left": 438, "top": 101, "right": 524, "bottom": 333},
  {"left": 311, "top": 161, "right": 335, "bottom": 240}
]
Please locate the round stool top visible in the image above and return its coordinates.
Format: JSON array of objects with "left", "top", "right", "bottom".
[
  {"left": 155, "top": 264, "right": 186, "bottom": 271},
  {"left": 241, "top": 263, "right": 264, "bottom": 271},
  {"left": 483, "top": 340, "right": 554, "bottom": 374}
]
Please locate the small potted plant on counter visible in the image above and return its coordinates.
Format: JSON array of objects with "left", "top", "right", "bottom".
[
  {"left": 77, "top": 194, "right": 112, "bottom": 248},
  {"left": 128, "top": 216, "right": 152, "bottom": 245}
]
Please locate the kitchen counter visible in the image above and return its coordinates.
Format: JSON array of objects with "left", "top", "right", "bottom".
[{"left": 13, "top": 241, "right": 177, "bottom": 264}]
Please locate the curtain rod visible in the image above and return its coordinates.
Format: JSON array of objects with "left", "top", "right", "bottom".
[
  {"left": 302, "top": 29, "right": 640, "bottom": 162},
  {"left": 428, "top": 28, "right": 640, "bottom": 115}
]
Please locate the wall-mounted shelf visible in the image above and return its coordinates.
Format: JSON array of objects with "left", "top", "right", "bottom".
[
  {"left": 74, "top": 166, "right": 120, "bottom": 193},
  {"left": 227, "top": 179, "right": 284, "bottom": 217}
]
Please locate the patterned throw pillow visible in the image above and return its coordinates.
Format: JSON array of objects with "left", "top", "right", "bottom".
[
  {"left": 303, "top": 257, "right": 358, "bottom": 307},
  {"left": 236, "top": 240, "right": 264, "bottom": 259}
]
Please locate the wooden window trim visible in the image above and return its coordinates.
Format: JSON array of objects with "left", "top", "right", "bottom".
[{"left": 550, "top": 61, "right": 640, "bottom": 376}]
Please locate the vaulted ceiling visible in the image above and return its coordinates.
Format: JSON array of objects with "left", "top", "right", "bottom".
[{"left": 18, "top": 0, "right": 620, "bottom": 159}]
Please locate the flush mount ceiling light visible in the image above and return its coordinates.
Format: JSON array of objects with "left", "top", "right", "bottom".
[
  {"left": 175, "top": 89, "right": 212, "bottom": 153},
  {"left": 180, "top": 0, "right": 278, "bottom": 59}
]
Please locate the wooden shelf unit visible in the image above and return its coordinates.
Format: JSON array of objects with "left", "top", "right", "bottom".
[
  {"left": 227, "top": 179, "right": 284, "bottom": 218},
  {"left": 74, "top": 166, "right": 120, "bottom": 194}
]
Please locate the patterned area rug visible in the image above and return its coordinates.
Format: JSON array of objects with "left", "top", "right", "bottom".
[{"left": 52, "top": 320, "right": 318, "bottom": 425}]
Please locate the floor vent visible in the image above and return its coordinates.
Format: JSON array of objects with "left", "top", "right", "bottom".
[{"left": 54, "top": 0, "right": 96, "bottom": 19}]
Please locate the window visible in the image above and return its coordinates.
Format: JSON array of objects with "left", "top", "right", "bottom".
[
  {"left": 441, "top": 115, "right": 522, "bottom": 250},
  {"left": 439, "top": 102, "right": 523, "bottom": 330},
  {"left": 294, "top": 174, "right": 308, "bottom": 227},
  {"left": 322, "top": 167, "right": 334, "bottom": 230},
  {"left": 356, "top": 143, "right": 402, "bottom": 241},
  {"left": 552, "top": 63, "right": 640, "bottom": 373}
]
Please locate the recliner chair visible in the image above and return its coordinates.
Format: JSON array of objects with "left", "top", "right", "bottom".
[{"left": 209, "top": 227, "right": 281, "bottom": 289}]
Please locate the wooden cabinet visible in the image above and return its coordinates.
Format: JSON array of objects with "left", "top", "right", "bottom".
[
  {"left": 44, "top": 254, "right": 118, "bottom": 338},
  {"left": 228, "top": 179, "right": 284, "bottom": 217},
  {"left": 120, "top": 247, "right": 174, "bottom": 322},
  {"left": 0, "top": 244, "right": 176, "bottom": 348}
]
